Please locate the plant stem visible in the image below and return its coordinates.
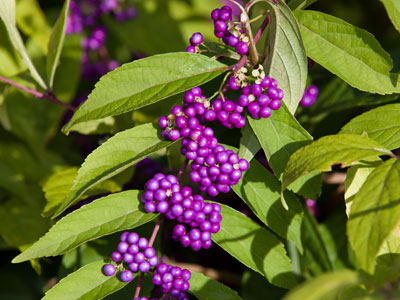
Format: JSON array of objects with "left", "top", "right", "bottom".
[
  {"left": 133, "top": 218, "right": 162, "bottom": 299},
  {"left": 0, "top": 75, "right": 76, "bottom": 112},
  {"left": 177, "top": 158, "right": 189, "bottom": 181},
  {"left": 241, "top": 13, "right": 259, "bottom": 66},
  {"left": 253, "top": 13, "right": 270, "bottom": 44}
]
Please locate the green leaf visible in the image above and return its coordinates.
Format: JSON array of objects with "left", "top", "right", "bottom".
[
  {"left": 249, "top": 103, "right": 312, "bottom": 177},
  {"left": 301, "top": 207, "right": 335, "bottom": 272},
  {"left": 13, "top": 190, "right": 157, "bottom": 263},
  {"left": 0, "top": 0, "right": 47, "bottom": 89},
  {"left": 42, "top": 259, "right": 129, "bottom": 300},
  {"left": 63, "top": 53, "right": 227, "bottom": 134},
  {"left": 344, "top": 158, "right": 382, "bottom": 216},
  {"left": 46, "top": 0, "right": 70, "bottom": 88},
  {"left": 262, "top": 0, "right": 308, "bottom": 114},
  {"left": 294, "top": 10, "right": 400, "bottom": 94},
  {"left": 15, "top": 0, "right": 50, "bottom": 54},
  {"left": 0, "top": 198, "right": 51, "bottom": 248},
  {"left": 287, "top": 0, "right": 319, "bottom": 10},
  {"left": 281, "top": 134, "right": 392, "bottom": 192},
  {"left": 232, "top": 159, "right": 304, "bottom": 253},
  {"left": 212, "top": 203, "right": 297, "bottom": 289},
  {"left": 379, "top": 0, "right": 400, "bottom": 33},
  {"left": 42, "top": 167, "right": 122, "bottom": 217},
  {"left": 238, "top": 122, "right": 260, "bottom": 163},
  {"left": 0, "top": 21, "right": 26, "bottom": 77},
  {"left": 347, "top": 159, "right": 400, "bottom": 274},
  {"left": 249, "top": 103, "right": 321, "bottom": 204},
  {"left": 340, "top": 103, "right": 400, "bottom": 151},
  {"left": 54, "top": 123, "right": 174, "bottom": 217},
  {"left": 188, "top": 271, "right": 243, "bottom": 300},
  {"left": 282, "top": 270, "right": 359, "bottom": 300}
]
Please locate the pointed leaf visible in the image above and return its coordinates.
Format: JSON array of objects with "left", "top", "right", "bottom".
[
  {"left": 232, "top": 159, "right": 304, "bottom": 253},
  {"left": 262, "top": 0, "right": 308, "bottom": 113},
  {"left": 63, "top": 53, "right": 227, "bottom": 133},
  {"left": 344, "top": 158, "right": 382, "bottom": 216},
  {"left": 294, "top": 10, "right": 400, "bottom": 94},
  {"left": 379, "top": 0, "right": 400, "bottom": 33},
  {"left": 282, "top": 134, "right": 392, "bottom": 192},
  {"left": 249, "top": 103, "right": 321, "bottom": 202},
  {"left": 42, "top": 167, "right": 122, "bottom": 217},
  {"left": 54, "top": 123, "right": 174, "bottom": 217},
  {"left": 283, "top": 270, "right": 359, "bottom": 300},
  {"left": 13, "top": 190, "right": 157, "bottom": 263},
  {"left": 212, "top": 203, "right": 297, "bottom": 289},
  {"left": 249, "top": 103, "right": 312, "bottom": 177},
  {"left": 188, "top": 271, "right": 243, "bottom": 300},
  {"left": 340, "top": 103, "right": 400, "bottom": 151},
  {"left": 347, "top": 159, "right": 400, "bottom": 274},
  {"left": 46, "top": 0, "right": 70, "bottom": 88},
  {"left": 0, "top": 0, "right": 47, "bottom": 89},
  {"left": 238, "top": 122, "right": 260, "bottom": 163},
  {"left": 42, "top": 259, "right": 129, "bottom": 300}
]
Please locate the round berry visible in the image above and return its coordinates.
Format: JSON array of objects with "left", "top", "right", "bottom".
[
  {"left": 190, "top": 32, "right": 203, "bottom": 46},
  {"left": 120, "top": 270, "right": 134, "bottom": 282},
  {"left": 270, "top": 100, "right": 282, "bottom": 110},
  {"left": 158, "top": 116, "right": 168, "bottom": 129},
  {"left": 103, "top": 264, "right": 116, "bottom": 276},
  {"left": 214, "top": 20, "right": 227, "bottom": 33},
  {"left": 186, "top": 45, "right": 196, "bottom": 53},
  {"left": 127, "top": 232, "right": 139, "bottom": 244},
  {"left": 111, "top": 251, "right": 122, "bottom": 262},
  {"left": 236, "top": 42, "right": 249, "bottom": 55}
]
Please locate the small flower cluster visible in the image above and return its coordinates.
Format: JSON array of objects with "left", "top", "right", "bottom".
[
  {"left": 152, "top": 263, "right": 191, "bottom": 300},
  {"left": 300, "top": 85, "right": 319, "bottom": 107},
  {"left": 66, "top": 0, "right": 136, "bottom": 80},
  {"left": 103, "top": 232, "right": 158, "bottom": 282}
]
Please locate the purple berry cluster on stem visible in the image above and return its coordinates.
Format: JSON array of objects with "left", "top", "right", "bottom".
[
  {"left": 142, "top": 175, "right": 222, "bottom": 251},
  {"left": 152, "top": 263, "right": 191, "bottom": 300},
  {"left": 300, "top": 85, "right": 319, "bottom": 107},
  {"left": 66, "top": 0, "right": 136, "bottom": 80},
  {"left": 103, "top": 231, "right": 159, "bottom": 282}
]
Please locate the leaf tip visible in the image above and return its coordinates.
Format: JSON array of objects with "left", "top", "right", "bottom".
[{"left": 281, "top": 191, "right": 289, "bottom": 210}]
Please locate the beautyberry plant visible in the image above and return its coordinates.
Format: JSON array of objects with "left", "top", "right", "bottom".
[{"left": 1, "top": 0, "right": 400, "bottom": 299}]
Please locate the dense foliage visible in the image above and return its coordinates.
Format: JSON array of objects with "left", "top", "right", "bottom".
[{"left": 0, "top": 0, "right": 399, "bottom": 299}]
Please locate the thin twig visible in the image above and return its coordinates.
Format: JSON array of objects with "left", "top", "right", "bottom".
[
  {"left": 177, "top": 158, "right": 189, "bottom": 181},
  {"left": 0, "top": 75, "right": 76, "bottom": 111},
  {"left": 133, "top": 218, "right": 162, "bottom": 299},
  {"left": 133, "top": 273, "right": 144, "bottom": 300},
  {"left": 253, "top": 12, "right": 270, "bottom": 44}
]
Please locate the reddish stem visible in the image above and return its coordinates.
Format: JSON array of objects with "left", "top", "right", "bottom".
[
  {"left": 0, "top": 75, "right": 75, "bottom": 112},
  {"left": 177, "top": 159, "right": 189, "bottom": 181},
  {"left": 253, "top": 13, "right": 270, "bottom": 44}
]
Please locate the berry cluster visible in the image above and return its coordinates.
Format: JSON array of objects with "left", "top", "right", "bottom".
[
  {"left": 66, "top": 0, "right": 136, "bottom": 80},
  {"left": 171, "top": 201, "right": 221, "bottom": 251},
  {"left": 190, "top": 145, "right": 249, "bottom": 195},
  {"left": 300, "top": 85, "right": 319, "bottom": 107},
  {"left": 152, "top": 263, "right": 191, "bottom": 300},
  {"left": 159, "top": 92, "right": 249, "bottom": 196},
  {"left": 231, "top": 73, "right": 284, "bottom": 119},
  {"left": 212, "top": 6, "right": 249, "bottom": 55},
  {"left": 103, "top": 232, "right": 158, "bottom": 282},
  {"left": 142, "top": 174, "right": 222, "bottom": 250},
  {"left": 186, "top": 32, "right": 204, "bottom": 54}
]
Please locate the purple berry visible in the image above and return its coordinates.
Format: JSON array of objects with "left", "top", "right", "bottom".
[
  {"left": 158, "top": 116, "right": 168, "bottom": 128},
  {"left": 214, "top": 20, "right": 227, "bottom": 33},
  {"left": 236, "top": 42, "right": 248, "bottom": 55},
  {"left": 111, "top": 251, "right": 122, "bottom": 262},
  {"left": 103, "top": 264, "right": 116, "bottom": 276},
  {"left": 186, "top": 45, "right": 196, "bottom": 53},
  {"left": 270, "top": 100, "right": 282, "bottom": 110},
  {"left": 120, "top": 270, "right": 134, "bottom": 282},
  {"left": 190, "top": 32, "right": 203, "bottom": 46}
]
